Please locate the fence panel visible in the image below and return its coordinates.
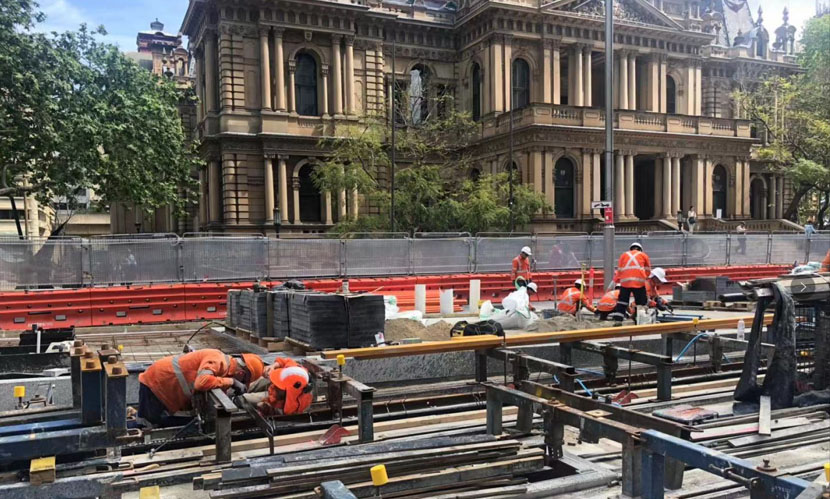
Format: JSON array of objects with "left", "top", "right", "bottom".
[
  {"left": 474, "top": 237, "right": 533, "bottom": 273},
  {"left": 534, "top": 236, "right": 591, "bottom": 271},
  {"left": 344, "top": 238, "right": 410, "bottom": 276},
  {"left": 641, "top": 234, "right": 685, "bottom": 268},
  {"left": 89, "top": 238, "right": 180, "bottom": 285},
  {"left": 808, "top": 235, "right": 830, "bottom": 262},
  {"left": 412, "top": 238, "right": 471, "bottom": 275},
  {"left": 769, "top": 234, "right": 809, "bottom": 265},
  {"left": 0, "top": 238, "right": 85, "bottom": 290},
  {"left": 588, "top": 234, "right": 638, "bottom": 271},
  {"left": 181, "top": 237, "right": 268, "bottom": 281},
  {"left": 268, "top": 238, "right": 340, "bottom": 279},
  {"left": 724, "top": 234, "right": 765, "bottom": 266}
]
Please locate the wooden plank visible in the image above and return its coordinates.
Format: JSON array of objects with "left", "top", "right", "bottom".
[
  {"left": 727, "top": 420, "right": 830, "bottom": 448},
  {"left": 320, "top": 315, "right": 773, "bottom": 360},
  {"left": 759, "top": 396, "right": 771, "bottom": 436},
  {"left": 691, "top": 417, "right": 812, "bottom": 441}
]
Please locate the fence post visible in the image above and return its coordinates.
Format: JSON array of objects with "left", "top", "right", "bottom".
[
  {"left": 766, "top": 233, "right": 773, "bottom": 264},
  {"left": 86, "top": 239, "right": 95, "bottom": 287},
  {"left": 467, "top": 236, "right": 473, "bottom": 274},
  {"left": 472, "top": 237, "right": 480, "bottom": 273},
  {"left": 408, "top": 237, "right": 415, "bottom": 275},
  {"left": 176, "top": 237, "right": 184, "bottom": 283},
  {"left": 681, "top": 233, "right": 688, "bottom": 267},
  {"left": 587, "top": 234, "right": 594, "bottom": 269},
  {"left": 805, "top": 235, "right": 812, "bottom": 264},
  {"left": 725, "top": 234, "right": 731, "bottom": 266},
  {"left": 339, "top": 238, "right": 347, "bottom": 277}
]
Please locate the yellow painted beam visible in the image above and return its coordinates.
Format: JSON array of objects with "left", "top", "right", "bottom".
[{"left": 322, "top": 314, "right": 773, "bottom": 360}]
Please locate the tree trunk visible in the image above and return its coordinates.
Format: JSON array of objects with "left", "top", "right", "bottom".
[
  {"left": 818, "top": 191, "right": 830, "bottom": 230},
  {"left": 783, "top": 184, "right": 813, "bottom": 221}
]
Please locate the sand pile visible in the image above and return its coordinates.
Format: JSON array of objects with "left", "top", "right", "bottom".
[
  {"left": 525, "top": 315, "right": 602, "bottom": 332},
  {"left": 384, "top": 319, "right": 454, "bottom": 342}
]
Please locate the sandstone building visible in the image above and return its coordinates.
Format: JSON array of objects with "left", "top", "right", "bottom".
[{"left": 181, "top": 0, "right": 800, "bottom": 234}]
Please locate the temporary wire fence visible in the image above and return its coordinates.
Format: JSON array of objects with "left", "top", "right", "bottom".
[{"left": 0, "top": 232, "right": 826, "bottom": 290}]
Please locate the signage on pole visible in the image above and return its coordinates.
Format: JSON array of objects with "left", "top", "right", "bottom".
[
  {"left": 592, "top": 201, "right": 613, "bottom": 210},
  {"left": 604, "top": 207, "right": 614, "bottom": 224}
]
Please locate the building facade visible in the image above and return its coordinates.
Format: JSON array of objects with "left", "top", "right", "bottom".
[{"left": 182, "top": 0, "right": 800, "bottom": 234}]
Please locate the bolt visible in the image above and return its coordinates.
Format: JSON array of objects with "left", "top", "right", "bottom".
[
  {"left": 73, "top": 340, "right": 84, "bottom": 347},
  {"left": 108, "top": 356, "right": 118, "bottom": 364},
  {"left": 83, "top": 351, "right": 94, "bottom": 359},
  {"left": 85, "top": 361, "right": 95, "bottom": 369},
  {"left": 101, "top": 344, "right": 110, "bottom": 351},
  {"left": 112, "top": 367, "right": 123, "bottom": 375}
]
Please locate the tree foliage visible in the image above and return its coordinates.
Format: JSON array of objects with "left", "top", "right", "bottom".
[
  {"left": 0, "top": 0, "right": 199, "bottom": 213},
  {"left": 314, "top": 87, "right": 549, "bottom": 234},
  {"left": 736, "top": 15, "right": 830, "bottom": 223}
]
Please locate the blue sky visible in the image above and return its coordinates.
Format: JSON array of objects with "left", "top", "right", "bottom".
[{"left": 34, "top": 0, "right": 813, "bottom": 52}]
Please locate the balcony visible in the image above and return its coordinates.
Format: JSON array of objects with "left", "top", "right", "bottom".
[
  {"left": 197, "top": 111, "right": 360, "bottom": 140},
  {"left": 479, "top": 104, "right": 752, "bottom": 139}
]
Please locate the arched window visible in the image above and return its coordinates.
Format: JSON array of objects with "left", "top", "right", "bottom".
[
  {"left": 713, "top": 165, "right": 728, "bottom": 218},
  {"left": 511, "top": 59, "right": 530, "bottom": 110},
  {"left": 507, "top": 161, "right": 521, "bottom": 183},
  {"left": 410, "top": 64, "right": 429, "bottom": 125},
  {"left": 298, "top": 164, "right": 322, "bottom": 222},
  {"left": 295, "top": 53, "right": 318, "bottom": 116},
  {"left": 554, "top": 158, "right": 575, "bottom": 218},
  {"left": 469, "top": 167, "right": 481, "bottom": 182},
  {"left": 756, "top": 34, "right": 768, "bottom": 58},
  {"left": 666, "top": 76, "right": 677, "bottom": 114},
  {"left": 471, "top": 63, "right": 482, "bottom": 122}
]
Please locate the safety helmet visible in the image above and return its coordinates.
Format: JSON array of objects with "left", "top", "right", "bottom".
[
  {"left": 527, "top": 282, "right": 538, "bottom": 293},
  {"left": 236, "top": 354, "right": 265, "bottom": 383},
  {"left": 270, "top": 364, "right": 312, "bottom": 415},
  {"left": 574, "top": 279, "right": 584, "bottom": 287},
  {"left": 650, "top": 267, "right": 668, "bottom": 283},
  {"left": 520, "top": 246, "right": 532, "bottom": 257},
  {"left": 630, "top": 242, "right": 643, "bottom": 251}
]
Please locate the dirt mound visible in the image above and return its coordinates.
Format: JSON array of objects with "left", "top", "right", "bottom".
[
  {"left": 384, "top": 319, "right": 454, "bottom": 342},
  {"left": 525, "top": 315, "right": 602, "bottom": 332}
]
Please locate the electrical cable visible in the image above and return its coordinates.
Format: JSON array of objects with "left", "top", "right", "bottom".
[
  {"left": 674, "top": 332, "right": 710, "bottom": 362},
  {"left": 184, "top": 321, "right": 225, "bottom": 351},
  {"left": 575, "top": 378, "right": 593, "bottom": 397}
]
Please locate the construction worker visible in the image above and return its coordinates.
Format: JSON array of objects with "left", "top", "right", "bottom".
[
  {"left": 822, "top": 250, "right": 830, "bottom": 273},
  {"left": 612, "top": 242, "right": 652, "bottom": 321},
  {"left": 137, "top": 349, "right": 264, "bottom": 428},
  {"left": 557, "top": 279, "right": 595, "bottom": 315},
  {"left": 246, "top": 357, "right": 314, "bottom": 417},
  {"left": 512, "top": 246, "right": 532, "bottom": 284},
  {"left": 647, "top": 267, "right": 672, "bottom": 311},
  {"left": 597, "top": 285, "right": 633, "bottom": 320}
]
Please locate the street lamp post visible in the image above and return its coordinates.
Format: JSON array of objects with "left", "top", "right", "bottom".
[{"left": 603, "top": 0, "right": 616, "bottom": 290}]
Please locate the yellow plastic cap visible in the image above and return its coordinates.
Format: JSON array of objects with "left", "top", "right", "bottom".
[
  {"left": 336, "top": 354, "right": 346, "bottom": 367},
  {"left": 13, "top": 386, "right": 25, "bottom": 398},
  {"left": 370, "top": 464, "right": 389, "bottom": 486},
  {"left": 824, "top": 462, "right": 829, "bottom": 482},
  {"left": 692, "top": 318, "right": 699, "bottom": 325},
  {"left": 118, "top": 345, "right": 124, "bottom": 352},
  {"left": 139, "top": 486, "right": 161, "bottom": 499}
]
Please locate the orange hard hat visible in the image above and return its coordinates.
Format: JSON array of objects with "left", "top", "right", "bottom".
[
  {"left": 269, "top": 363, "right": 312, "bottom": 415},
  {"left": 240, "top": 353, "right": 264, "bottom": 382}
]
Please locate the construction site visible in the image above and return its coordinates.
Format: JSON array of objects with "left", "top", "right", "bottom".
[{"left": 1, "top": 233, "right": 829, "bottom": 499}]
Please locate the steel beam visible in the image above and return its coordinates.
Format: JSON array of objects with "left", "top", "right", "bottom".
[
  {"left": 104, "top": 357, "right": 127, "bottom": 437},
  {"left": 572, "top": 341, "right": 674, "bottom": 401},
  {"left": 489, "top": 348, "right": 577, "bottom": 391},
  {"left": 0, "top": 426, "right": 140, "bottom": 463},
  {"left": 80, "top": 352, "right": 103, "bottom": 425},
  {"left": 207, "top": 388, "right": 238, "bottom": 463}
]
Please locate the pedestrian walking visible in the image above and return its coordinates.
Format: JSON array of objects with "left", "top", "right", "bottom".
[
  {"left": 687, "top": 206, "right": 697, "bottom": 233},
  {"left": 805, "top": 219, "right": 817, "bottom": 236},
  {"left": 736, "top": 222, "right": 747, "bottom": 255}
]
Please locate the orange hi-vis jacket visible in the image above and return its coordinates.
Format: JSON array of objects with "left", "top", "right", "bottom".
[
  {"left": 512, "top": 256, "right": 531, "bottom": 281},
  {"left": 822, "top": 250, "right": 830, "bottom": 273},
  {"left": 557, "top": 287, "right": 595, "bottom": 314},
  {"left": 139, "top": 349, "right": 238, "bottom": 414},
  {"left": 598, "top": 290, "right": 636, "bottom": 314},
  {"left": 266, "top": 357, "right": 312, "bottom": 415},
  {"left": 615, "top": 250, "right": 652, "bottom": 289}
]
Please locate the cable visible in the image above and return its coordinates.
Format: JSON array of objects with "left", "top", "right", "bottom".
[
  {"left": 674, "top": 332, "right": 709, "bottom": 363},
  {"left": 575, "top": 378, "right": 593, "bottom": 397},
  {"left": 184, "top": 321, "right": 224, "bottom": 350},
  {"left": 576, "top": 368, "right": 604, "bottom": 377}
]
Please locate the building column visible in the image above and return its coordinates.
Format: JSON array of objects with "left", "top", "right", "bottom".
[
  {"left": 687, "top": 63, "right": 696, "bottom": 115},
  {"left": 259, "top": 27, "right": 272, "bottom": 111},
  {"left": 287, "top": 61, "right": 296, "bottom": 113},
  {"left": 671, "top": 156, "right": 681, "bottom": 215},
  {"left": 775, "top": 174, "right": 783, "bottom": 219},
  {"left": 704, "top": 158, "right": 714, "bottom": 217},
  {"left": 325, "top": 192, "right": 333, "bottom": 225},
  {"left": 545, "top": 151, "right": 556, "bottom": 211},
  {"left": 345, "top": 36, "right": 355, "bottom": 114},
  {"left": 321, "top": 65, "right": 330, "bottom": 116},
  {"left": 331, "top": 36, "right": 343, "bottom": 116},
  {"left": 552, "top": 41, "right": 561, "bottom": 105},
  {"left": 350, "top": 189, "right": 359, "bottom": 220},
  {"left": 592, "top": 150, "right": 601, "bottom": 206},
  {"left": 662, "top": 155, "right": 672, "bottom": 218},
  {"left": 647, "top": 54, "right": 659, "bottom": 112},
  {"left": 619, "top": 51, "right": 629, "bottom": 110},
  {"left": 625, "top": 153, "right": 634, "bottom": 217},
  {"left": 204, "top": 31, "right": 218, "bottom": 113},
  {"left": 582, "top": 46, "right": 592, "bottom": 108},
  {"left": 339, "top": 165, "right": 348, "bottom": 221},
  {"left": 615, "top": 152, "right": 625, "bottom": 217},
  {"left": 292, "top": 177, "right": 301, "bottom": 224},
  {"left": 209, "top": 159, "right": 221, "bottom": 223},
  {"left": 653, "top": 158, "right": 663, "bottom": 218},
  {"left": 767, "top": 174, "right": 776, "bottom": 219},
  {"left": 659, "top": 54, "right": 668, "bottom": 113},
  {"left": 573, "top": 45, "right": 584, "bottom": 107},
  {"left": 264, "top": 156, "right": 275, "bottom": 223},
  {"left": 194, "top": 52, "right": 204, "bottom": 122},
  {"left": 581, "top": 150, "right": 592, "bottom": 216},
  {"left": 198, "top": 167, "right": 208, "bottom": 227},
  {"left": 691, "top": 156, "right": 704, "bottom": 216},
  {"left": 532, "top": 150, "right": 544, "bottom": 195},
  {"left": 492, "top": 36, "right": 504, "bottom": 113},
  {"left": 504, "top": 35, "right": 513, "bottom": 111},
  {"left": 274, "top": 29, "right": 286, "bottom": 111},
  {"left": 542, "top": 40, "right": 553, "bottom": 104},
  {"left": 628, "top": 53, "right": 637, "bottom": 111},
  {"left": 695, "top": 60, "right": 703, "bottom": 116},
  {"left": 278, "top": 155, "right": 289, "bottom": 223}
]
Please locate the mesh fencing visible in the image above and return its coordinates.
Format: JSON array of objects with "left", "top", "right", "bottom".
[
  {"left": 0, "top": 238, "right": 85, "bottom": 290},
  {"left": 686, "top": 234, "right": 729, "bottom": 266},
  {"left": 412, "top": 238, "right": 472, "bottom": 275},
  {"left": 769, "top": 234, "right": 810, "bottom": 265},
  {"left": 474, "top": 237, "right": 533, "bottom": 273},
  {"left": 344, "top": 238, "right": 410, "bottom": 276},
  {"left": 808, "top": 235, "right": 830, "bottom": 263},
  {"left": 642, "top": 235, "right": 686, "bottom": 268},
  {"left": 89, "top": 238, "right": 180, "bottom": 285},
  {"left": 535, "top": 236, "right": 591, "bottom": 271},
  {"left": 728, "top": 234, "right": 769, "bottom": 266},
  {"left": 181, "top": 237, "right": 268, "bottom": 282},
  {"left": 269, "top": 238, "right": 341, "bottom": 279}
]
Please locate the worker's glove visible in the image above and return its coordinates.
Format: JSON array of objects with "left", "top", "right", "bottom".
[{"left": 229, "top": 379, "right": 247, "bottom": 396}]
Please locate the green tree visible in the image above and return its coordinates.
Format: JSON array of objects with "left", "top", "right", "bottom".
[
  {"left": 314, "top": 89, "right": 549, "bottom": 234},
  {"left": 737, "top": 15, "right": 830, "bottom": 223},
  {"left": 0, "top": 1, "right": 199, "bottom": 217}
]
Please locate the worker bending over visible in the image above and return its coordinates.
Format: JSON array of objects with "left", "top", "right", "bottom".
[
  {"left": 137, "top": 349, "right": 264, "bottom": 428},
  {"left": 611, "top": 242, "right": 652, "bottom": 321},
  {"left": 245, "top": 357, "right": 313, "bottom": 417},
  {"left": 597, "top": 285, "right": 633, "bottom": 320},
  {"left": 512, "top": 246, "right": 532, "bottom": 284},
  {"left": 647, "top": 267, "right": 673, "bottom": 312},
  {"left": 557, "top": 279, "right": 595, "bottom": 315}
]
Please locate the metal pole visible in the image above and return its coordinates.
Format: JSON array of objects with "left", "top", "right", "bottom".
[
  {"left": 602, "top": 0, "right": 616, "bottom": 291},
  {"left": 8, "top": 196, "right": 24, "bottom": 240},
  {"left": 390, "top": 32, "right": 396, "bottom": 233},
  {"left": 508, "top": 88, "right": 515, "bottom": 232}
]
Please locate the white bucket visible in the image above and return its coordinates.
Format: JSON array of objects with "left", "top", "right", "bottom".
[{"left": 440, "top": 289, "right": 454, "bottom": 315}]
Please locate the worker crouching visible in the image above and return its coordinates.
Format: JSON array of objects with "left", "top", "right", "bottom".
[
  {"left": 557, "top": 279, "right": 595, "bottom": 315},
  {"left": 136, "top": 349, "right": 264, "bottom": 428},
  {"left": 244, "top": 357, "right": 313, "bottom": 417}
]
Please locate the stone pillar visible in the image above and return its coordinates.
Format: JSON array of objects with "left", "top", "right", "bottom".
[
  {"left": 274, "top": 29, "right": 286, "bottom": 111},
  {"left": 339, "top": 165, "right": 348, "bottom": 221},
  {"left": 672, "top": 156, "right": 681, "bottom": 215},
  {"left": 542, "top": 40, "right": 553, "bottom": 104},
  {"left": 628, "top": 53, "right": 637, "bottom": 111},
  {"left": 504, "top": 35, "right": 513, "bottom": 111},
  {"left": 768, "top": 174, "right": 777, "bottom": 219},
  {"left": 532, "top": 150, "right": 544, "bottom": 195},
  {"left": 552, "top": 41, "right": 561, "bottom": 105},
  {"left": 647, "top": 54, "right": 659, "bottom": 112},
  {"left": 615, "top": 152, "right": 625, "bottom": 217},
  {"left": 321, "top": 65, "right": 330, "bottom": 116},
  {"left": 292, "top": 177, "right": 301, "bottom": 224},
  {"left": 687, "top": 63, "right": 696, "bottom": 115},
  {"left": 492, "top": 36, "right": 504, "bottom": 113},
  {"left": 199, "top": 168, "right": 208, "bottom": 227},
  {"left": 331, "top": 35, "right": 343, "bottom": 116},
  {"left": 278, "top": 155, "right": 289, "bottom": 223},
  {"left": 325, "top": 192, "right": 333, "bottom": 225},
  {"left": 287, "top": 61, "right": 296, "bottom": 113},
  {"left": 264, "top": 156, "right": 275, "bottom": 223},
  {"left": 582, "top": 46, "right": 592, "bottom": 108},
  {"left": 775, "top": 174, "right": 783, "bottom": 219},
  {"left": 659, "top": 54, "right": 668, "bottom": 113},
  {"left": 204, "top": 31, "right": 218, "bottom": 113},
  {"left": 209, "top": 159, "right": 221, "bottom": 223},
  {"left": 545, "top": 151, "right": 556, "bottom": 210},
  {"left": 704, "top": 158, "right": 714, "bottom": 217},
  {"left": 194, "top": 52, "right": 203, "bottom": 122},
  {"left": 662, "top": 155, "right": 672, "bottom": 218},
  {"left": 573, "top": 45, "right": 584, "bottom": 107},
  {"left": 654, "top": 158, "right": 663, "bottom": 218},
  {"left": 592, "top": 150, "right": 601, "bottom": 206},
  {"left": 259, "top": 27, "right": 272, "bottom": 111},
  {"left": 625, "top": 153, "right": 634, "bottom": 217},
  {"left": 695, "top": 61, "right": 703, "bottom": 116},
  {"left": 582, "top": 150, "right": 592, "bottom": 216},
  {"left": 351, "top": 189, "right": 360, "bottom": 220},
  {"left": 691, "top": 156, "right": 704, "bottom": 216},
  {"left": 345, "top": 36, "right": 355, "bottom": 114},
  {"left": 619, "top": 52, "right": 629, "bottom": 110}
]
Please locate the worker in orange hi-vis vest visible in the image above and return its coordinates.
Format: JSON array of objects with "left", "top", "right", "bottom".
[
  {"left": 611, "top": 242, "right": 652, "bottom": 321},
  {"left": 557, "top": 279, "right": 596, "bottom": 315},
  {"left": 597, "top": 285, "right": 634, "bottom": 320},
  {"left": 512, "top": 246, "right": 533, "bottom": 284}
]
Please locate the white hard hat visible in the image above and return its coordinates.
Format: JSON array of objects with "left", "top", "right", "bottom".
[
  {"left": 521, "top": 246, "right": 532, "bottom": 256},
  {"left": 575, "top": 279, "right": 583, "bottom": 287},
  {"left": 650, "top": 267, "right": 668, "bottom": 283},
  {"left": 630, "top": 242, "right": 643, "bottom": 251},
  {"left": 527, "top": 282, "right": 538, "bottom": 293}
]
